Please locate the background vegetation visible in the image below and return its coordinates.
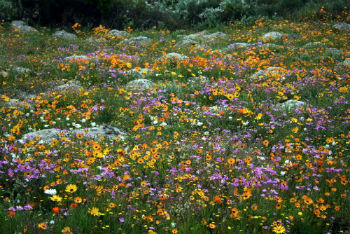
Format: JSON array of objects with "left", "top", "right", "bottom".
[{"left": 1, "top": 0, "right": 349, "bottom": 29}]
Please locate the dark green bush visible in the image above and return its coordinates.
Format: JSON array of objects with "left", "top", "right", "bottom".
[{"left": 8, "top": 0, "right": 350, "bottom": 30}]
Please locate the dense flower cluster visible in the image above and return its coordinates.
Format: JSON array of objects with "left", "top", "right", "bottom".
[{"left": 0, "top": 17, "right": 349, "bottom": 234}]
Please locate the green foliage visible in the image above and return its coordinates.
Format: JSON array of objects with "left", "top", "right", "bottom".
[
  {"left": 0, "top": 0, "right": 17, "bottom": 20},
  {"left": 11, "top": 0, "right": 350, "bottom": 29}
]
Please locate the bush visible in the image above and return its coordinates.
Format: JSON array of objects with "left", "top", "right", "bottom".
[{"left": 0, "top": 0, "right": 18, "bottom": 20}]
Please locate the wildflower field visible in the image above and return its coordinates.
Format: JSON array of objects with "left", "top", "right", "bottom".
[{"left": 0, "top": 17, "right": 350, "bottom": 234}]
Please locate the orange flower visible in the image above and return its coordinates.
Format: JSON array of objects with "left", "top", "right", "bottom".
[
  {"left": 8, "top": 211, "right": 16, "bottom": 217},
  {"left": 214, "top": 196, "right": 222, "bottom": 203},
  {"left": 263, "top": 140, "right": 269, "bottom": 147},
  {"left": 53, "top": 207, "right": 60, "bottom": 213}
]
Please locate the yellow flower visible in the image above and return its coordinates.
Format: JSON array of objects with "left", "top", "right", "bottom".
[
  {"left": 74, "top": 197, "right": 82, "bottom": 203},
  {"left": 272, "top": 225, "right": 286, "bottom": 234},
  {"left": 62, "top": 226, "right": 73, "bottom": 234},
  {"left": 89, "top": 207, "right": 103, "bottom": 216},
  {"left": 65, "top": 184, "right": 77, "bottom": 193},
  {"left": 208, "top": 223, "right": 216, "bottom": 229},
  {"left": 50, "top": 195, "right": 62, "bottom": 202},
  {"left": 38, "top": 222, "right": 48, "bottom": 230}
]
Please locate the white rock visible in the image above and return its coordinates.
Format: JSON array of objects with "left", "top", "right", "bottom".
[
  {"left": 276, "top": 100, "right": 305, "bottom": 111},
  {"left": 53, "top": 30, "right": 77, "bottom": 40},
  {"left": 163, "top": 52, "right": 189, "bottom": 60},
  {"left": 54, "top": 80, "right": 83, "bottom": 91},
  {"left": 72, "top": 125, "right": 126, "bottom": 139},
  {"left": 64, "top": 55, "right": 90, "bottom": 61},
  {"left": 126, "top": 79, "right": 155, "bottom": 90},
  {"left": 263, "top": 32, "right": 284, "bottom": 40},
  {"left": 108, "top": 29, "right": 128, "bottom": 37},
  {"left": 183, "top": 31, "right": 209, "bottom": 40},
  {"left": 1, "top": 71, "right": 8, "bottom": 77},
  {"left": 122, "top": 36, "right": 151, "bottom": 46},
  {"left": 227, "top": 42, "right": 249, "bottom": 50},
  {"left": 14, "top": 67, "right": 31, "bottom": 73},
  {"left": 324, "top": 48, "right": 343, "bottom": 58},
  {"left": 343, "top": 58, "right": 350, "bottom": 67},
  {"left": 303, "top": 42, "right": 327, "bottom": 48},
  {"left": 22, "top": 129, "right": 63, "bottom": 142},
  {"left": 175, "top": 39, "right": 198, "bottom": 47},
  {"left": 333, "top": 22, "right": 350, "bottom": 32}
]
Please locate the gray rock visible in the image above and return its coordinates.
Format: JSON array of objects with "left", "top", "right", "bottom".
[
  {"left": 343, "top": 58, "right": 350, "bottom": 67},
  {"left": 22, "top": 125, "right": 126, "bottom": 143},
  {"left": 11, "top": 20, "right": 25, "bottom": 27},
  {"left": 303, "top": 42, "right": 327, "bottom": 48},
  {"left": 259, "top": 43, "right": 280, "bottom": 50},
  {"left": 2, "top": 99, "right": 32, "bottom": 109},
  {"left": 13, "top": 67, "right": 31, "bottom": 73},
  {"left": 22, "top": 128, "right": 63, "bottom": 142},
  {"left": 1, "top": 71, "right": 8, "bottom": 77},
  {"left": 64, "top": 55, "right": 90, "bottom": 61},
  {"left": 251, "top": 67, "right": 286, "bottom": 81},
  {"left": 54, "top": 80, "right": 83, "bottom": 91},
  {"left": 127, "top": 68, "right": 153, "bottom": 79},
  {"left": 163, "top": 52, "right": 189, "bottom": 60},
  {"left": 108, "top": 29, "right": 128, "bottom": 37},
  {"left": 183, "top": 31, "right": 209, "bottom": 40},
  {"left": 175, "top": 39, "right": 198, "bottom": 47},
  {"left": 53, "top": 30, "right": 77, "bottom": 40},
  {"left": 263, "top": 32, "right": 284, "bottom": 40},
  {"left": 187, "top": 76, "right": 209, "bottom": 85},
  {"left": 275, "top": 100, "right": 305, "bottom": 111},
  {"left": 333, "top": 22, "right": 350, "bottom": 32},
  {"left": 324, "top": 48, "right": 343, "bottom": 59},
  {"left": 126, "top": 79, "right": 155, "bottom": 90},
  {"left": 122, "top": 36, "right": 152, "bottom": 46},
  {"left": 227, "top": 42, "right": 250, "bottom": 50},
  {"left": 204, "top": 32, "right": 227, "bottom": 40},
  {"left": 183, "top": 31, "right": 226, "bottom": 41},
  {"left": 72, "top": 125, "right": 126, "bottom": 140}
]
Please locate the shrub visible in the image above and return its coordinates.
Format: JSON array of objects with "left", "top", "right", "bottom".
[{"left": 0, "top": 0, "right": 18, "bottom": 20}]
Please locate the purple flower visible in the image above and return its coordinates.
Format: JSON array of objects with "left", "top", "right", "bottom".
[{"left": 119, "top": 217, "right": 125, "bottom": 223}]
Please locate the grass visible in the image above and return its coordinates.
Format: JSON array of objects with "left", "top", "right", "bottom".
[{"left": 0, "top": 13, "right": 349, "bottom": 234}]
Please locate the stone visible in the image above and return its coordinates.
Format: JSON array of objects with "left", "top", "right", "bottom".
[
  {"left": 2, "top": 99, "right": 32, "bottom": 109},
  {"left": 303, "top": 42, "right": 327, "bottom": 48},
  {"left": 227, "top": 42, "right": 250, "bottom": 50},
  {"left": 263, "top": 32, "right": 284, "bottom": 40},
  {"left": 163, "top": 52, "right": 189, "bottom": 60},
  {"left": 72, "top": 125, "right": 126, "bottom": 140},
  {"left": 204, "top": 32, "right": 227, "bottom": 40},
  {"left": 64, "top": 55, "right": 90, "bottom": 61},
  {"left": 126, "top": 79, "right": 155, "bottom": 90},
  {"left": 53, "top": 30, "right": 77, "bottom": 40},
  {"left": 13, "top": 67, "right": 31, "bottom": 73},
  {"left": 22, "top": 125, "right": 126, "bottom": 143},
  {"left": 53, "top": 80, "right": 83, "bottom": 91},
  {"left": 324, "top": 48, "right": 343, "bottom": 59},
  {"left": 183, "top": 31, "right": 209, "bottom": 40},
  {"left": 175, "top": 39, "right": 198, "bottom": 47},
  {"left": 187, "top": 76, "right": 209, "bottom": 85},
  {"left": 127, "top": 68, "right": 153, "bottom": 79},
  {"left": 122, "top": 36, "right": 152, "bottom": 47},
  {"left": 333, "top": 22, "right": 350, "bottom": 32},
  {"left": 22, "top": 128, "right": 63, "bottom": 142},
  {"left": 276, "top": 100, "right": 305, "bottom": 111},
  {"left": 259, "top": 43, "right": 280, "bottom": 50},
  {"left": 1, "top": 71, "right": 8, "bottom": 77},
  {"left": 251, "top": 67, "right": 286, "bottom": 81},
  {"left": 108, "top": 29, "right": 128, "bottom": 37},
  {"left": 11, "top": 20, "right": 37, "bottom": 33},
  {"left": 343, "top": 58, "right": 350, "bottom": 67}
]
